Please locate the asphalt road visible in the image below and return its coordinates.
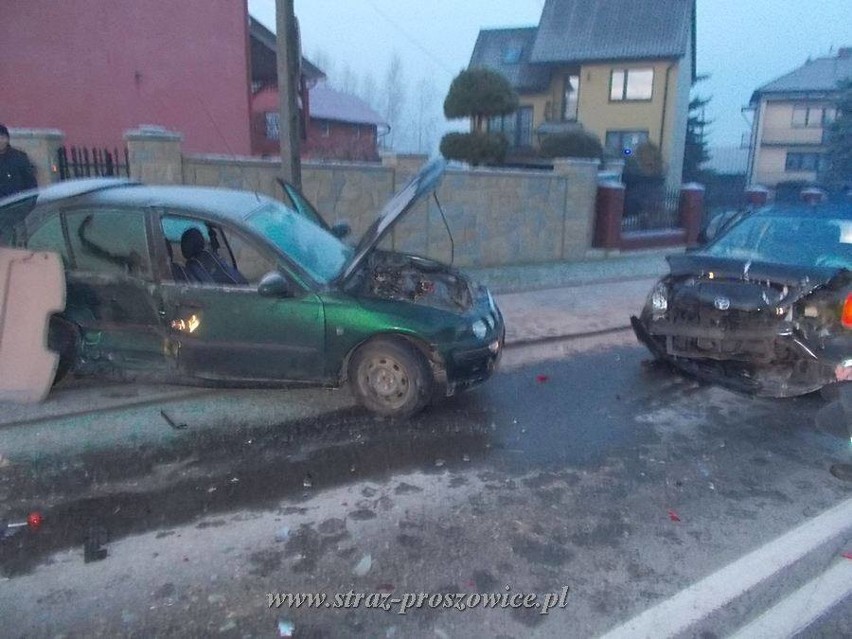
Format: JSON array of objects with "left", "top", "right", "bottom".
[{"left": 1, "top": 333, "right": 850, "bottom": 638}]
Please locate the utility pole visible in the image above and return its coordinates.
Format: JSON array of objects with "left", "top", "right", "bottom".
[{"left": 276, "top": 0, "right": 301, "bottom": 189}]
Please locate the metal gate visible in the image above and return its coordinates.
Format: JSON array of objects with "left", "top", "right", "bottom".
[{"left": 56, "top": 146, "right": 130, "bottom": 181}]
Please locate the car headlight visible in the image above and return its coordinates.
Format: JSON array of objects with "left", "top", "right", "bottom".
[
  {"left": 650, "top": 282, "right": 668, "bottom": 315},
  {"left": 472, "top": 320, "right": 488, "bottom": 340}
]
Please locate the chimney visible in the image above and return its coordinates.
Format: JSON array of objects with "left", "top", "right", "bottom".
[{"left": 838, "top": 47, "right": 852, "bottom": 59}]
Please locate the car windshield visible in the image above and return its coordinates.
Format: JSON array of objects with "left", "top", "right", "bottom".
[
  {"left": 246, "top": 200, "right": 353, "bottom": 284},
  {"left": 702, "top": 211, "right": 852, "bottom": 270}
]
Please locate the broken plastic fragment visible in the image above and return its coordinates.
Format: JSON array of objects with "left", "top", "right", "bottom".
[
  {"left": 535, "top": 374, "right": 550, "bottom": 383},
  {"left": 462, "top": 454, "right": 470, "bottom": 462},
  {"left": 27, "top": 512, "right": 43, "bottom": 530},
  {"left": 278, "top": 619, "right": 295, "bottom": 638},
  {"left": 434, "top": 459, "right": 445, "bottom": 468},
  {"left": 353, "top": 554, "right": 372, "bottom": 576},
  {"left": 303, "top": 474, "right": 313, "bottom": 488},
  {"left": 275, "top": 527, "right": 291, "bottom": 543},
  {"left": 667, "top": 509, "right": 681, "bottom": 522},
  {"left": 842, "top": 551, "right": 852, "bottom": 560}
]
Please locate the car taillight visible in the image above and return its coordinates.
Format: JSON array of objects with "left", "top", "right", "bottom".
[{"left": 843, "top": 294, "right": 852, "bottom": 329}]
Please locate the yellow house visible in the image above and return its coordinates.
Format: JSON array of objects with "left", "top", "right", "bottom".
[
  {"left": 746, "top": 48, "right": 851, "bottom": 188},
  {"left": 468, "top": 0, "right": 696, "bottom": 189}
]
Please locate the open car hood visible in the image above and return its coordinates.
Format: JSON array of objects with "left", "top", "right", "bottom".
[{"left": 338, "top": 158, "right": 447, "bottom": 283}]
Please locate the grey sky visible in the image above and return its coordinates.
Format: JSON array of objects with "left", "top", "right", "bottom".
[{"left": 249, "top": 0, "right": 851, "bottom": 150}]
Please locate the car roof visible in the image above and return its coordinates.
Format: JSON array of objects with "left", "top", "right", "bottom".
[{"left": 65, "top": 184, "right": 273, "bottom": 223}]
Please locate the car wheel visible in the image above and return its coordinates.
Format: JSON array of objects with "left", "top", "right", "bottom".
[{"left": 349, "top": 338, "right": 432, "bottom": 418}]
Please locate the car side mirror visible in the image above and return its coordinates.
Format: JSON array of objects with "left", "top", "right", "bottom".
[
  {"left": 331, "top": 222, "right": 351, "bottom": 239},
  {"left": 258, "top": 272, "right": 293, "bottom": 297}
]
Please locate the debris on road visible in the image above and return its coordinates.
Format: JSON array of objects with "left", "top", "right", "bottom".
[
  {"left": 535, "top": 374, "right": 550, "bottom": 383},
  {"left": 277, "top": 618, "right": 295, "bottom": 638},
  {"left": 667, "top": 509, "right": 682, "bottom": 523},
  {"left": 84, "top": 526, "right": 109, "bottom": 563},
  {"left": 353, "top": 554, "right": 372, "bottom": 576},
  {"left": 160, "top": 410, "right": 188, "bottom": 430},
  {"left": 303, "top": 473, "right": 313, "bottom": 488},
  {"left": 275, "top": 526, "right": 291, "bottom": 543}
]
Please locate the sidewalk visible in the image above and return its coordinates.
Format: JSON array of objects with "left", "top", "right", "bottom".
[{"left": 474, "top": 251, "right": 671, "bottom": 344}]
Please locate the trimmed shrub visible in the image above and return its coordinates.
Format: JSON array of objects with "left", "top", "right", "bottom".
[
  {"left": 443, "top": 68, "right": 519, "bottom": 121},
  {"left": 440, "top": 132, "right": 509, "bottom": 167},
  {"left": 539, "top": 131, "right": 603, "bottom": 160}
]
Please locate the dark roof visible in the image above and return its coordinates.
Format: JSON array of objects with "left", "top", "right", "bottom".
[
  {"left": 468, "top": 27, "right": 552, "bottom": 93},
  {"left": 530, "top": 0, "right": 694, "bottom": 66},
  {"left": 249, "top": 16, "right": 325, "bottom": 86},
  {"left": 309, "top": 83, "right": 387, "bottom": 127},
  {"left": 751, "top": 51, "right": 852, "bottom": 103}
]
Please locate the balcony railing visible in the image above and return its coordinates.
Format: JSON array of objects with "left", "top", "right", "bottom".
[{"left": 760, "top": 127, "right": 825, "bottom": 146}]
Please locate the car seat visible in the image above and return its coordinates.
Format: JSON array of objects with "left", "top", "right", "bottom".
[{"left": 180, "top": 228, "right": 247, "bottom": 285}]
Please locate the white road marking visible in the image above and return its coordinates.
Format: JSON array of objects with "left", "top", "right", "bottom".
[
  {"left": 597, "top": 497, "right": 852, "bottom": 639},
  {"left": 728, "top": 558, "right": 852, "bottom": 639}
]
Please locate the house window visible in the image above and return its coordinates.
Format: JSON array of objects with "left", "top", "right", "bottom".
[
  {"left": 605, "top": 130, "right": 649, "bottom": 156},
  {"left": 563, "top": 74, "right": 580, "bottom": 121},
  {"left": 610, "top": 68, "right": 654, "bottom": 101},
  {"left": 792, "top": 106, "right": 836, "bottom": 128},
  {"left": 488, "top": 107, "right": 533, "bottom": 148},
  {"left": 265, "top": 112, "right": 280, "bottom": 141},
  {"left": 502, "top": 45, "right": 523, "bottom": 64},
  {"left": 785, "top": 152, "right": 828, "bottom": 172}
]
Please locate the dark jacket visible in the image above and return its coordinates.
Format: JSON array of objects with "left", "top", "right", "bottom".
[{"left": 0, "top": 147, "right": 37, "bottom": 199}]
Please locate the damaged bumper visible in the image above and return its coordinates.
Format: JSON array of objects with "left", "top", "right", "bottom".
[{"left": 631, "top": 314, "right": 838, "bottom": 397}]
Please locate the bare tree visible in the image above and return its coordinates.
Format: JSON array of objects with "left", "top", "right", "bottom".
[
  {"left": 414, "top": 76, "right": 439, "bottom": 153},
  {"left": 338, "top": 64, "right": 359, "bottom": 95},
  {"left": 382, "top": 52, "right": 407, "bottom": 150},
  {"left": 310, "top": 48, "right": 333, "bottom": 80},
  {"left": 359, "top": 72, "right": 380, "bottom": 112}
]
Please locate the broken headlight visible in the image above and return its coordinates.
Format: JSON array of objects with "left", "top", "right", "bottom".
[
  {"left": 471, "top": 320, "right": 488, "bottom": 340},
  {"left": 650, "top": 282, "right": 669, "bottom": 317}
]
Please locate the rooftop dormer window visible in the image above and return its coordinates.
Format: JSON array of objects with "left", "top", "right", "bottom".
[{"left": 502, "top": 46, "right": 523, "bottom": 64}]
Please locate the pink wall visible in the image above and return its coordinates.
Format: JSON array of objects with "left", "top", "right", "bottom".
[{"left": 3, "top": 0, "right": 252, "bottom": 155}]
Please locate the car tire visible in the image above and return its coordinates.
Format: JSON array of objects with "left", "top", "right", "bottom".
[{"left": 349, "top": 338, "right": 433, "bottom": 418}]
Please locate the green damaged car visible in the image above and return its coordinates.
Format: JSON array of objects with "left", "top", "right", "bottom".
[{"left": 0, "top": 159, "right": 504, "bottom": 417}]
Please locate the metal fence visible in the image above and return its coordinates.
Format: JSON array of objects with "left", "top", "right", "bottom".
[
  {"left": 621, "top": 186, "right": 681, "bottom": 232},
  {"left": 56, "top": 146, "right": 130, "bottom": 181}
]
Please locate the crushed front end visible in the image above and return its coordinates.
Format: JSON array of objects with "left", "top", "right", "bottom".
[{"left": 632, "top": 256, "right": 852, "bottom": 397}]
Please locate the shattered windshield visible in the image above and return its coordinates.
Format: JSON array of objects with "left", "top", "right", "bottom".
[{"left": 246, "top": 201, "right": 353, "bottom": 284}]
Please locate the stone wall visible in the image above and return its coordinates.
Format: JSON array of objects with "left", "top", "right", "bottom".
[{"left": 126, "top": 127, "right": 604, "bottom": 268}]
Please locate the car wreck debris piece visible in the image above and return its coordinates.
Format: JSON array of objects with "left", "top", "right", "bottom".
[
  {"left": 0, "top": 247, "right": 66, "bottom": 403},
  {"left": 668, "top": 509, "right": 682, "bottom": 522},
  {"left": 535, "top": 374, "right": 550, "bottom": 383},
  {"left": 353, "top": 554, "right": 372, "bottom": 576},
  {"left": 277, "top": 619, "right": 295, "bottom": 638},
  {"left": 160, "top": 410, "right": 188, "bottom": 430},
  {"left": 84, "top": 526, "right": 109, "bottom": 563}
]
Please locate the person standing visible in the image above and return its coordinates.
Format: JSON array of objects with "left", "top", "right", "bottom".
[{"left": 0, "top": 124, "right": 38, "bottom": 199}]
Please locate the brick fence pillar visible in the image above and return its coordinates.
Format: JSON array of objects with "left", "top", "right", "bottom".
[
  {"left": 8, "top": 128, "right": 65, "bottom": 187},
  {"left": 124, "top": 126, "right": 183, "bottom": 185},
  {"left": 553, "top": 157, "right": 600, "bottom": 259},
  {"left": 745, "top": 185, "right": 770, "bottom": 207},
  {"left": 593, "top": 180, "right": 625, "bottom": 249},
  {"left": 800, "top": 187, "right": 828, "bottom": 205},
  {"left": 680, "top": 183, "right": 705, "bottom": 247}
]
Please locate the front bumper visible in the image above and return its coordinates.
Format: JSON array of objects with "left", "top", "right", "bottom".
[{"left": 631, "top": 314, "right": 837, "bottom": 397}]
